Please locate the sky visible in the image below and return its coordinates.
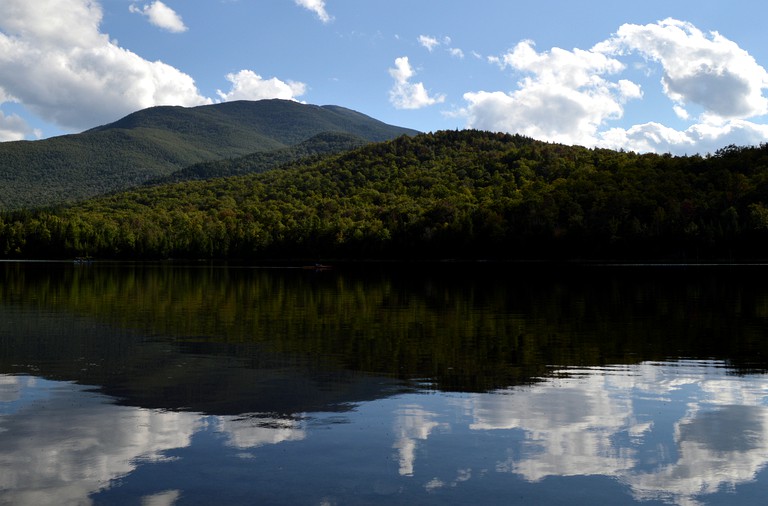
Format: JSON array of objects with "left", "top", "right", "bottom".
[{"left": 1, "top": 1, "right": 768, "bottom": 155}]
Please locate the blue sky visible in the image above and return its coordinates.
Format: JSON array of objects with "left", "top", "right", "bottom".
[{"left": 1, "top": 1, "right": 768, "bottom": 154}]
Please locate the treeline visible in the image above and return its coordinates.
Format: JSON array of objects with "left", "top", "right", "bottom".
[{"left": 3, "top": 130, "right": 768, "bottom": 261}]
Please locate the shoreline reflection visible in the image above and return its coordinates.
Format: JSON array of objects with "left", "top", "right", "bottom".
[{"left": 3, "top": 264, "right": 768, "bottom": 504}]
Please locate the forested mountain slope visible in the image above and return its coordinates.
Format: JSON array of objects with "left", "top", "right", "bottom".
[
  {"left": 3, "top": 130, "right": 768, "bottom": 262},
  {"left": 147, "top": 131, "right": 370, "bottom": 184},
  {"left": 0, "top": 100, "right": 418, "bottom": 209}
]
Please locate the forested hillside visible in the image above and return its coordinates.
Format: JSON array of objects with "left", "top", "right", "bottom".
[
  {"left": 147, "top": 131, "right": 369, "bottom": 184},
  {"left": 0, "top": 100, "right": 417, "bottom": 209},
  {"left": 2, "top": 130, "right": 768, "bottom": 262}
]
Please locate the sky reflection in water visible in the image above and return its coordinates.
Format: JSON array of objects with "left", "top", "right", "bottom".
[{"left": 2, "top": 360, "right": 768, "bottom": 505}]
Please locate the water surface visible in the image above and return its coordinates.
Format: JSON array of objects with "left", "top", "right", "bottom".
[{"left": 1, "top": 262, "right": 767, "bottom": 505}]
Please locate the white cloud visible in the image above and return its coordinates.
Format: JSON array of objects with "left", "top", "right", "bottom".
[
  {"left": 129, "top": 1, "right": 188, "bottom": 33},
  {"left": 590, "top": 18, "right": 768, "bottom": 154},
  {"left": 673, "top": 104, "right": 690, "bottom": 120},
  {"left": 0, "top": 0, "right": 104, "bottom": 48},
  {"left": 294, "top": 0, "right": 333, "bottom": 24},
  {"left": 596, "top": 18, "right": 768, "bottom": 120},
  {"left": 216, "top": 70, "right": 306, "bottom": 102},
  {"left": 388, "top": 56, "right": 446, "bottom": 110},
  {"left": 0, "top": 0, "right": 209, "bottom": 131},
  {"left": 0, "top": 1, "right": 306, "bottom": 135},
  {"left": 419, "top": 35, "right": 464, "bottom": 59},
  {"left": 0, "top": 110, "right": 32, "bottom": 141},
  {"left": 460, "top": 19, "right": 768, "bottom": 154},
  {"left": 599, "top": 122, "right": 695, "bottom": 154},
  {"left": 418, "top": 35, "right": 440, "bottom": 52},
  {"left": 463, "top": 41, "right": 640, "bottom": 146},
  {"left": 600, "top": 119, "right": 768, "bottom": 155}
]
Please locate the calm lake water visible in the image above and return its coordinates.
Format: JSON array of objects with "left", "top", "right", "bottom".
[{"left": 1, "top": 262, "right": 768, "bottom": 505}]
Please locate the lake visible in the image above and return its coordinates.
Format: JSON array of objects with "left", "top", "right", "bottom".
[{"left": 1, "top": 261, "right": 768, "bottom": 505}]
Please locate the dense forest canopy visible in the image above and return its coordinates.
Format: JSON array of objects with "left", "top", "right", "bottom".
[
  {"left": 0, "top": 100, "right": 417, "bottom": 209},
  {"left": 3, "top": 129, "right": 768, "bottom": 261},
  {"left": 147, "top": 131, "right": 370, "bottom": 185}
]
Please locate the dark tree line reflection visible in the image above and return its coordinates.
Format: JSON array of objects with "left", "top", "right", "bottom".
[{"left": 1, "top": 262, "right": 767, "bottom": 403}]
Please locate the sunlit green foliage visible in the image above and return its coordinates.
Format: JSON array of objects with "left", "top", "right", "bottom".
[
  {"left": 148, "top": 131, "right": 370, "bottom": 184},
  {"left": 0, "top": 100, "right": 417, "bottom": 209},
  {"left": 3, "top": 130, "right": 768, "bottom": 261}
]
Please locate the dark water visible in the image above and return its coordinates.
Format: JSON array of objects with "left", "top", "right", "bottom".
[{"left": 1, "top": 262, "right": 768, "bottom": 505}]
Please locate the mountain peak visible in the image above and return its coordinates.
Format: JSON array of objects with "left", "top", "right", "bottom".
[
  {"left": 0, "top": 100, "right": 418, "bottom": 209},
  {"left": 90, "top": 100, "right": 417, "bottom": 143}
]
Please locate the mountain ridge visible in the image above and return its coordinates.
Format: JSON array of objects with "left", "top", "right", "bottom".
[
  {"left": 4, "top": 130, "right": 768, "bottom": 262},
  {"left": 0, "top": 99, "right": 418, "bottom": 210}
]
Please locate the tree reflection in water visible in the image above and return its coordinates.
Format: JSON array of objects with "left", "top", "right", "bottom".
[{"left": 1, "top": 263, "right": 768, "bottom": 504}]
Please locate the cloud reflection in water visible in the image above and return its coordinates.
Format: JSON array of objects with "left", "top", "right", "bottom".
[
  {"left": 0, "top": 375, "right": 306, "bottom": 505},
  {"left": 1, "top": 360, "right": 768, "bottom": 505},
  {"left": 464, "top": 361, "right": 768, "bottom": 505}
]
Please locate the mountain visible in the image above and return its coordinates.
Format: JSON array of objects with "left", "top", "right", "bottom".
[
  {"left": 147, "top": 131, "right": 370, "bottom": 185},
  {"left": 4, "top": 130, "right": 768, "bottom": 262},
  {"left": 0, "top": 100, "right": 418, "bottom": 210}
]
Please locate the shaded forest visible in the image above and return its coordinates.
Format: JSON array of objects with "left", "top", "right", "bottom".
[{"left": 3, "top": 130, "right": 768, "bottom": 262}]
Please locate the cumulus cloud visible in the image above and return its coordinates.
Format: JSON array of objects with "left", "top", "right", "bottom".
[
  {"left": 591, "top": 18, "right": 768, "bottom": 153},
  {"left": 129, "top": 1, "right": 188, "bottom": 33},
  {"left": 460, "top": 19, "right": 768, "bottom": 154},
  {"left": 388, "top": 56, "right": 446, "bottom": 110},
  {"left": 0, "top": 110, "right": 33, "bottom": 142},
  {"left": 463, "top": 40, "right": 641, "bottom": 146},
  {"left": 600, "top": 119, "right": 768, "bottom": 155},
  {"left": 294, "top": 0, "right": 333, "bottom": 23},
  {"left": 216, "top": 70, "right": 306, "bottom": 102},
  {"left": 0, "top": 0, "right": 209, "bottom": 131},
  {"left": 596, "top": 18, "right": 768, "bottom": 120},
  {"left": 0, "top": 0, "right": 306, "bottom": 136}
]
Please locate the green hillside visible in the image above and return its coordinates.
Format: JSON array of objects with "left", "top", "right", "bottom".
[
  {"left": 148, "top": 131, "right": 370, "bottom": 184},
  {"left": 3, "top": 130, "right": 768, "bottom": 262},
  {"left": 0, "top": 99, "right": 418, "bottom": 210}
]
